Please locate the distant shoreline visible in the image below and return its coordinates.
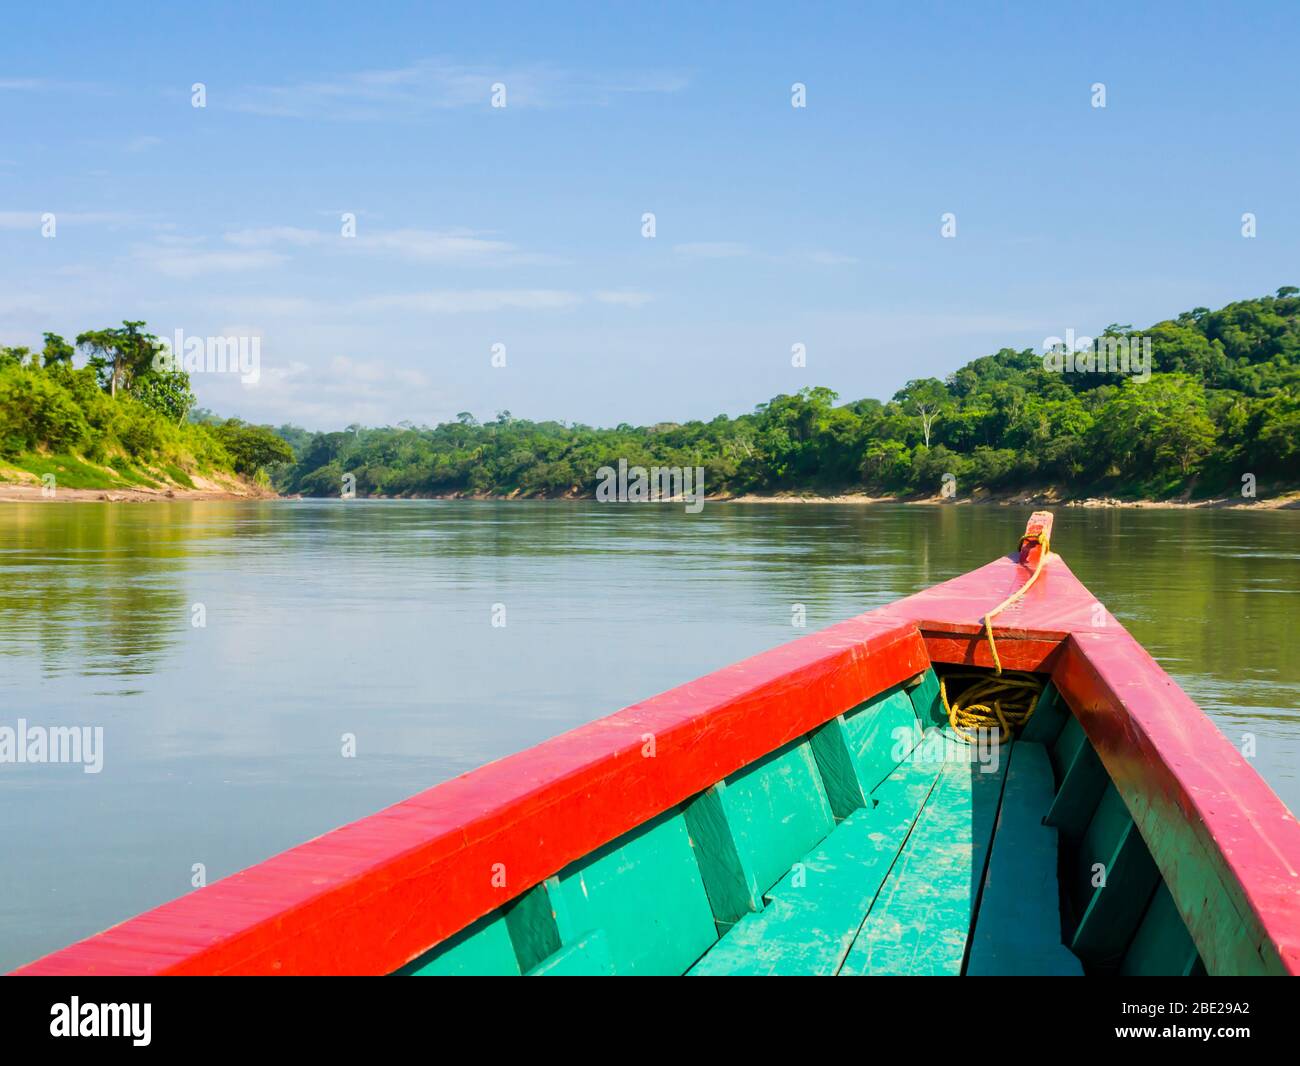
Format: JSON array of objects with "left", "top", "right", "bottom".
[
  {"left": 348, "top": 487, "right": 1300, "bottom": 509},
  {"left": 723, "top": 491, "right": 1300, "bottom": 510},
  {"left": 4, "top": 481, "right": 1296, "bottom": 510}
]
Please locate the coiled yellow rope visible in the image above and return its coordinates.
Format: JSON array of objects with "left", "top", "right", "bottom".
[
  {"left": 941, "top": 671, "right": 1043, "bottom": 744},
  {"left": 941, "top": 528, "right": 1051, "bottom": 743}
]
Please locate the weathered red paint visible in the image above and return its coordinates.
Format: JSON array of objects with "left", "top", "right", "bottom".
[
  {"left": 1020, "top": 509, "right": 1054, "bottom": 567},
  {"left": 15, "top": 516, "right": 1300, "bottom": 976},
  {"left": 918, "top": 630, "right": 1062, "bottom": 673}
]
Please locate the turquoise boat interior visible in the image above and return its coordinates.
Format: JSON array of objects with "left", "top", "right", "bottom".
[{"left": 399, "top": 667, "right": 1205, "bottom": 977}]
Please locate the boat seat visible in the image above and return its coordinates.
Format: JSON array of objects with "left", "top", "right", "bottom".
[
  {"left": 694, "top": 729, "right": 1082, "bottom": 976},
  {"left": 966, "top": 741, "right": 1083, "bottom": 975},
  {"left": 692, "top": 724, "right": 1016, "bottom": 975},
  {"left": 839, "top": 729, "right": 1010, "bottom": 975},
  {"left": 687, "top": 730, "right": 948, "bottom": 975}
]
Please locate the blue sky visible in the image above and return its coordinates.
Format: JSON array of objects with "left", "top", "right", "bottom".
[{"left": 2, "top": 1, "right": 1296, "bottom": 429}]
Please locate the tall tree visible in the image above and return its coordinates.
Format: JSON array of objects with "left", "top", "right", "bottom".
[
  {"left": 76, "top": 321, "right": 159, "bottom": 397},
  {"left": 41, "top": 332, "right": 75, "bottom": 367},
  {"left": 895, "top": 378, "right": 949, "bottom": 448}
]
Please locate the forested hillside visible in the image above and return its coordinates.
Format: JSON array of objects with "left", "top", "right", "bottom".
[
  {"left": 278, "top": 289, "right": 1300, "bottom": 501},
  {"left": 5, "top": 291, "right": 1296, "bottom": 500},
  {"left": 0, "top": 322, "right": 291, "bottom": 492}
]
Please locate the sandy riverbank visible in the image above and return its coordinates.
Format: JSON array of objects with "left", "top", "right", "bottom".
[{"left": 0, "top": 481, "right": 275, "bottom": 503}]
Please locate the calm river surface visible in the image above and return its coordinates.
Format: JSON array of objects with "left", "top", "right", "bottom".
[{"left": 1, "top": 500, "right": 1296, "bottom": 969}]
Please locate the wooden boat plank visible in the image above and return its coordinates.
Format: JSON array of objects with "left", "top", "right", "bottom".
[
  {"left": 681, "top": 785, "right": 764, "bottom": 929},
  {"left": 1119, "top": 882, "right": 1201, "bottom": 977},
  {"left": 906, "top": 668, "right": 947, "bottom": 730},
  {"left": 967, "top": 741, "right": 1082, "bottom": 976},
  {"left": 543, "top": 809, "right": 717, "bottom": 976},
  {"left": 813, "top": 683, "right": 926, "bottom": 814},
  {"left": 839, "top": 730, "right": 1009, "bottom": 976},
  {"left": 404, "top": 913, "right": 520, "bottom": 976},
  {"left": 1020, "top": 682, "right": 1069, "bottom": 746},
  {"left": 686, "top": 732, "right": 946, "bottom": 976},
  {"left": 502, "top": 883, "right": 561, "bottom": 971},
  {"left": 808, "top": 715, "right": 871, "bottom": 820},
  {"left": 527, "top": 930, "right": 615, "bottom": 976},
  {"left": 1054, "top": 629, "right": 1300, "bottom": 975},
  {"left": 1044, "top": 721, "right": 1110, "bottom": 843},
  {"left": 713, "top": 737, "right": 836, "bottom": 900},
  {"left": 1068, "top": 784, "right": 1160, "bottom": 968},
  {"left": 1047, "top": 715, "right": 1088, "bottom": 783}
]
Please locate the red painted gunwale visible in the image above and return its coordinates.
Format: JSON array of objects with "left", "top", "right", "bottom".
[{"left": 15, "top": 516, "right": 1300, "bottom": 976}]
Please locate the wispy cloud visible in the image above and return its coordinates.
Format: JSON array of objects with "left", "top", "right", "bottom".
[
  {"left": 224, "top": 224, "right": 556, "bottom": 265},
  {"left": 594, "top": 290, "right": 654, "bottom": 307},
  {"left": 360, "top": 228, "right": 532, "bottom": 263},
  {"left": 197, "top": 296, "right": 323, "bottom": 317},
  {"left": 672, "top": 242, "right": 857, "bottom": 265},
  {"left": 223, "top": 226, "right": 333, "bottom": 248},
  {"left": 353, "top": 289, "right": 582, "bottom": 314},
  {"left": 125, "top": 135, "right": 163, "bottom": 153},
  {"left": 0, "top": 77, "right": 101, "bottom": 93},
  {"left": 673, "top": 241, "right": 751, "bottom": 259},
  {"left": 195, "top": 288, "right": 652, "bottom": 318},
  {"left": 229, "top": 59, "right": 688, "bottom": 120},
  {"left": 0, "top": 210, "right": 136, "bottom": 230},
  {"left": 798, "top": 250, "right": 859, "bottom": 266},
  {"left": 132, "top": 237, "right": 288, "bottom": 278},
  {"left": 198, "top": 355, "right": 451, "bottom": 429}
]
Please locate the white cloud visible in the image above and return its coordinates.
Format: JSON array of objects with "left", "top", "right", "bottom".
[
  {"left": 353, "top": 289, "right": 582, "bottom": 314},
  {"left": 125, "top": 135, "right": 162, "bottom": 153},
  {"left": 229, "top": 59, "right": 688, "bottom": 120},
  {"left": 204, "top": 296, "right": 322, "bottom": 317},
  {"left": 0, "top": 78, "right": 100, "bottom": 93},
  {"left": 133, "top": 240, "right": 288, "bottom": 278},
  {"left": 0, "top": 210, "right": 135, "bottom": 230},
  {"left": 799, "top": 250, "right": 859, "bottom": 266},
  {"left": 594, "top": 290, "right": 654, "bottom": 307},
  {"left": 359, "top": 228, "right": 524, "bottom": 262},
  {"left": 224, "top": 224, "right": 553, "bottom": 265},
  {"left": 194, "top": 354, "right": 451, "bottom": 429},
  {"left": 224, "top": 226, "right": 329, "bottom": 248},
  {"left": 673, "top": 241, "right": 751, "bottom": 259}
]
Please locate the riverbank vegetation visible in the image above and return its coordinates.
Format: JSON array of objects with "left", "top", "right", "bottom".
[
  {"left": 4, "top": 291, "right": 1297, "bottom": 501},
  {"left": 0, "top": 323, "right": 290, "bottom": 492},
  {"left": 277, "top": 290, "right": 1299, "bottom": 501}
]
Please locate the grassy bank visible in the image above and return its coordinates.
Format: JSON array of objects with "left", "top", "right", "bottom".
[{"left": 0, "top": 325, "right": 292, "bottom": 496}]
